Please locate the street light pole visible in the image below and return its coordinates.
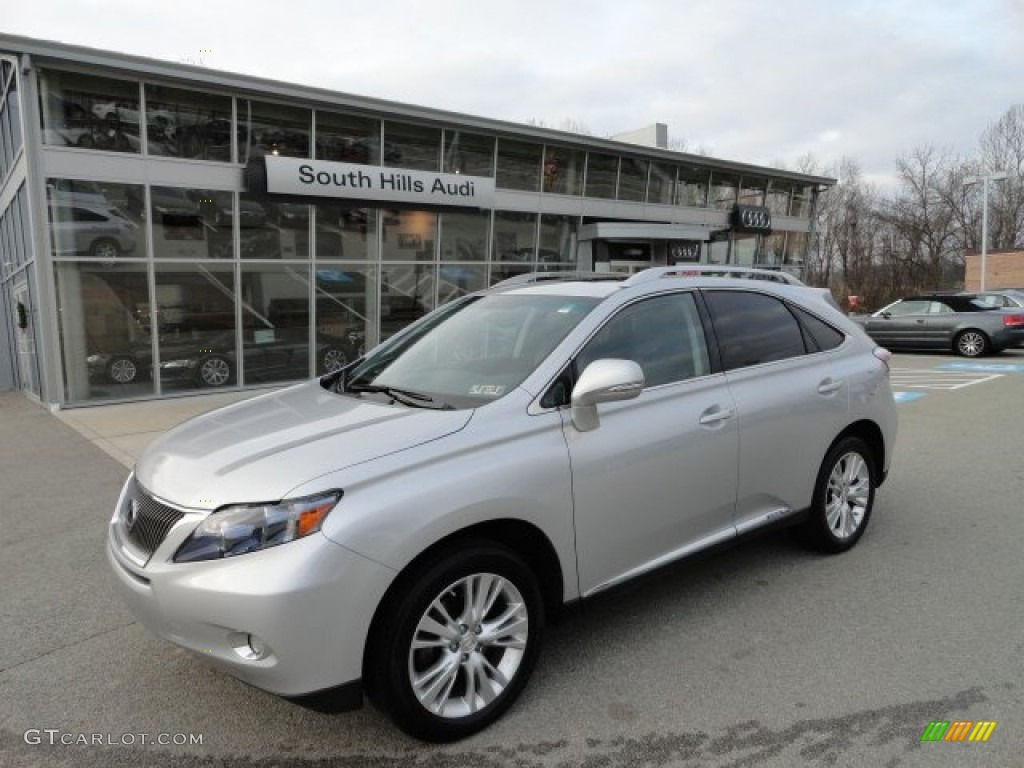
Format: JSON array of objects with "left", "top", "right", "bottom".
[{"left": 964, "top": 171, "right": 1008, "bottom": 291}]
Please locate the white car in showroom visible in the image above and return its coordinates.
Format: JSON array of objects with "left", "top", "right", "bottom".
[{"left": 108, "top": 267, "right": 898, "bottom": 741}]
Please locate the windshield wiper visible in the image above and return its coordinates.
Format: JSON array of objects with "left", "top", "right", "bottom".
[{"left": 346, "top": 383, "right": 453, "bottom": 410}]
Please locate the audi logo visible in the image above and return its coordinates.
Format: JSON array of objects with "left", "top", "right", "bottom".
[{"left": 735, "top": 206, "right": 772, "bottom": 231}]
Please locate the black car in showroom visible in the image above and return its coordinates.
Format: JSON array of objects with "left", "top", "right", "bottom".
[
  {"left": 854, "top": 293, "right": 1024, "bottom": 356},
  {"left": 89, "top": 328, "right": 357, "bottom": 387}
]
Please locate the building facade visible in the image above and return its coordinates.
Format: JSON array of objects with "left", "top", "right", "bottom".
[
  {"left": 965, "top": 249, "right": 1024, "bottom": 292},
  {"left": 0, "top": 34, "right": 834, "bottom": 407}
]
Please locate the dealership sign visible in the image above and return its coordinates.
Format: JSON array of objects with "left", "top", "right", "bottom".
[{"left": 263, "top": 156, "right": 495, "bottom": 208}]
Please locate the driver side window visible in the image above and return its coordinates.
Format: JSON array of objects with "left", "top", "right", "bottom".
[{"left": 575, "top": 292, "right": 710, "bottom": 389}]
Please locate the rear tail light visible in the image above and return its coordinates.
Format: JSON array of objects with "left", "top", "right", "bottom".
[
  {"left": 1002, "top": 314, "right": 1024, "bottom": 328},
  {"left": 873, "top": 346, "right": 892, "bottom": 372}
]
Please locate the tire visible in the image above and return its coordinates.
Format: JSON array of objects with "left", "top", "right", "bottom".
[
  {"left": 797, "top": 436, "right": 876, "bottom": 554},
  {"left": 320, "top": 347, "right": 347, "bottom": 373},
  {"left": 196, "top": 355, "right": 232, "bottom": 387},
  {"left": 107, "top": 355, "right": 138, "bottom": 384},
  {"left": 89, "top": 238, "right": 121, "bottom": 261},
  {"left": 366, "top": 542, "right": 544, "bottom": 742},
  {"left": 954, "top": 330, "right": 989, "bottom": 357}
]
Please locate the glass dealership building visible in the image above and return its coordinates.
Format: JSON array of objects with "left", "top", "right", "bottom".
[{"left": 0, "top": 34, "right": 834, "bottom": 407}]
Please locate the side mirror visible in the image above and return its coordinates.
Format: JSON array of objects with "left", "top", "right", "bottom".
[{"left": 571, "top": 359, "right": 645, "bottom": 432}]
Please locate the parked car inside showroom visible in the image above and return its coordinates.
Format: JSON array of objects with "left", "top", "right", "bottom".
[
  {"left": 854, "top": 293, "right": 1024, "bottom": 356},
  {"left": 108, "top": 267, "right": 898, "bottom": 741}
]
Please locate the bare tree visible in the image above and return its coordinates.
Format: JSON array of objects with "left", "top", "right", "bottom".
[{"left": 977, "top": 104, "right": 1024, "bottom": 248}]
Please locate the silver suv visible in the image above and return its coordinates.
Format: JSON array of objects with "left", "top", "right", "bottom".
[{"left": 108, "top": 268, "right": 898, "bottom": 741}]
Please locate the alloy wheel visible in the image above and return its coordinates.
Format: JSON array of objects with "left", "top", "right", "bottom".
[{"left": 824, "top": 451, "right": 870, "bottom": 540}]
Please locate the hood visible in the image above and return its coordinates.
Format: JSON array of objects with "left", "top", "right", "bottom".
[{"left": 135, "top": 380, "right": 472, "bottom": 511}]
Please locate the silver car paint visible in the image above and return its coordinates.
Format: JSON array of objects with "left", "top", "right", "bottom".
[{"left": 109, "top": 276, "right": 897, "bottom": 700}]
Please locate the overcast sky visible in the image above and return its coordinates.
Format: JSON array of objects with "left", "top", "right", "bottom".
[{"left": 5, "top": 0, "right": 1022, "bottom": 187}]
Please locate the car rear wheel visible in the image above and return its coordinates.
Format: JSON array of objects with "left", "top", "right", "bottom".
[
  {"left": 107, "top": 355, "right": 138, "bottom": 384},
  {"left": 196, "top": 355, "right": 231, "bottom": 387},
  {"left": 955, "top": 330, "right": 989, "bottom": 357},
  {"left": 797, "top": 436, "right": 876, "bottom": 553},
  {"left": 367, "top": 542, "right": 544, "bottom": 742}
]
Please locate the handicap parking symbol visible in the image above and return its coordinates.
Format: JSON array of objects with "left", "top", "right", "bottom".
[{"left": 937, "top": 362, "right": 1024, "bottom": 373}]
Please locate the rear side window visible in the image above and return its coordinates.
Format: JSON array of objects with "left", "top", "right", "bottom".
[
  {"left": 789, "top": 305, "right": 845, "bottom": 352},
  {"left": 704, "top": 290, "right": 805, "bottom": 370}
]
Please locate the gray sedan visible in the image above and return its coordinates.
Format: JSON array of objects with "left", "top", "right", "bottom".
[{"left": 855, "top": 294, "right": 1024, "bottom": 356}]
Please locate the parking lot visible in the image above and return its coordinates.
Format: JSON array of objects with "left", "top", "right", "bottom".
[{"left": 2, "top": 349, "right": 1022, "bottom": 767}]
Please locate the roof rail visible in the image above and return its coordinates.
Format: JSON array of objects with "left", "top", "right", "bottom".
[
  {"left": 622, "top": 265, "right": 806, "bottom": 287},
  {"left": 491, "top": 271, "right": 628, "bottom": 289}
]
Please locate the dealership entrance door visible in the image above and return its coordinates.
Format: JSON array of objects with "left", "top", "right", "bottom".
[{"left": 579, "top": 222, "right": 712, "bottom": 275}]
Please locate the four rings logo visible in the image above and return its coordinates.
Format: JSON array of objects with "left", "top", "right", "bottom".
[{"left": 732, "top": 205, "right": 772, "bottom": 233}]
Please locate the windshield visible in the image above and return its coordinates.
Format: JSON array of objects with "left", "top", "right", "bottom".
[{"left": 342, "top": 293, "right": 601, "bottom": 408}]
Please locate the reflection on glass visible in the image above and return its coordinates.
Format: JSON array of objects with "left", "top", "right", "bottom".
[
  {"left": 493, "top": 211, "right": 537, "bottom": 263},
  {"left": 381, "top": 264, "right": 436, "bottom": 339},
  {"left": 538, "top": 214, "right": 577, "bottom": 265},
  {"left": 382, "top": 121, "right": 440, "bottom": 171},
  {"left": 647, "top": 162, "right": 675, "bottom": 205},
  {"left": 585, "top": 153, "right": 617, "bottom": 199},
  {"left": 382, "top": 210, "right": 436, "bottom": 261},
  {"left": 760, "top": 233, "right": 785, "bottom": 266},
  {"left": 39, "top": 70, "right": 141, "bottom": 153},
  {"left": 240, "top": 192, "right": 309, "bottom": 259},
  {"left": 145, "top": 84, "right": 232, "bottom": 161},
  {"left": 239, "top": 99, "right": 310, "bottom": 161},
  {"left": 443, "top": 131, "right": 494, "bottom": 176},
  {"left": 489, "top": 264, "right": 532, "bottom": 285},
  {"left": 618, "top": 157, "right": 648, "bottom": 202},
  {"left": 709, "top": 171, "right": 739, "bottom": 210},
  {"left": 439, "top": 210, "right": 489, "bottom": 262},
  {"left": 496, "top": 139, "right": 541, "bottom": 191},
  {"left": 677, "top": 165, "right": 708, "bottom": 207},
  {"left": 791, "top": 186, "right": 814, "bottom": 218},
  {"left": 47, "top": 179, "right": 144, "bottom": 260},
  {"left": 316, "top": 110, "right": 380, "bottom": 164},
  {"left": 738, "top": 177, "right": 766, "bottom": 207},
  {"left": 542, "top": 146, "right": 584, "bottom": 195},
  {"left": 239, "top": 263, "right": 314, "bottom": 383},
  {"left": 314, "top": 205, "right": 376, "bottom": 260},
  {"left": 154, "top": 263, "right": 236, "bottom": 390},
  {"left": 732, "top": 234, "right": 757, "bottom": 266},
  {"left": 314, "top": 264, "right": 375, "bottom": 368},
  {"left": 55, "top": 261, "right": 154, "bottom": 401},
  {"left": 784, "top": 232, "right": 806, "bottom": 265},
  {"left": 144, "top": 186, "right": 227, "bottom": 259},
  {"left": 438, "top": 264, "right": 485, "bottom": 305},
  {"left": 766, "top": 181, "right": 792, "bottom": 217}
]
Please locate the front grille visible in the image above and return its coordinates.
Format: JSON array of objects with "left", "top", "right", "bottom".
[{"left": 121, "top": 478, "right": 185, "bottom": 558}]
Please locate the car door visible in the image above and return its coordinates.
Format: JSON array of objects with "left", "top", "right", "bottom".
[
  {"left": 702, "top": 290, "right": 851, "bottom": 527},
  {"left": 923, "top": 300, "right": 960, "bottom": 347},
  {"left": 864, "top": 299, "right": 931, "bottom": 347},
  {"left": 564, "top": 291, "right": 739, "bottom": 597}
]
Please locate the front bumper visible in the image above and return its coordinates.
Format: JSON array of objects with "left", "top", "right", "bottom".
[{"left": 107, "top": 480, "right": 397, "bottom": 697}]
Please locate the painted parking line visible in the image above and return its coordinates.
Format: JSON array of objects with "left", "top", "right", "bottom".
[
  {"left": 893, "top": 392, "right": 925, "bottom": 404},
  {"left": 936, "top": 362, "right": 1024, "bottom": 373},
  {"left": 889, "top": 368, "right": 1004, "bottom": 391}
]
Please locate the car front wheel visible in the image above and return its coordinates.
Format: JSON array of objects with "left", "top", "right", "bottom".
[
  {"left": 107, "top": 355, "right": 138, "bottom": 384},
  {"left": 196, "top": 355, "right": 232, "bottom": 387},
  {"left": 367, "top": 542, "right": 544, "bottom": 742},
  {"left": 955, "top": 330, "right": 989, "bottom": 357},
  {"left": 797, "top": 436, "right": 876, "bottom": 553}
]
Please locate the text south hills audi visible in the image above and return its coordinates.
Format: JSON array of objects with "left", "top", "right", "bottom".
[{"left": 107, "top": 266, "right": 898, "bottom": 742}]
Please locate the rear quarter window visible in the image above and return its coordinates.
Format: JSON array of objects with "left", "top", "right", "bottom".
[{"left": 704, "top": 290, "right": 806, "bottom": 370}]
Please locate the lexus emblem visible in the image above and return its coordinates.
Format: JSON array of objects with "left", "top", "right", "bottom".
[{"left": 124, "top": 499, "right": 139, "bottom": 532}]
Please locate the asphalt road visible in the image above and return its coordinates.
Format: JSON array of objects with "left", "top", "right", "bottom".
[{"left": 2, "top": 350, "right": 1023, "bottom": 767}]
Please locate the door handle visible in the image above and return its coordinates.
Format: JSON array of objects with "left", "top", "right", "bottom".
[
  {"left": 699, "top": 406, "right": 734, "bottom": 426},
  {"left": 818, "top": 379, "right": 842, "bottom": 395}
]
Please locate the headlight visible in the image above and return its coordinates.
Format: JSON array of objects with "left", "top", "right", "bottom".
[
  {"left": 87, "top": 353, "right": 110, "bottom": 365},
  {"left": 174, "top": 491, "right": 341, "bottom": 562}
]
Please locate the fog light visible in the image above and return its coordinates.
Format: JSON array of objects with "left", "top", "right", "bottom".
[{"left": 229, "top": 631, "right": 271, "bottom": 661}]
